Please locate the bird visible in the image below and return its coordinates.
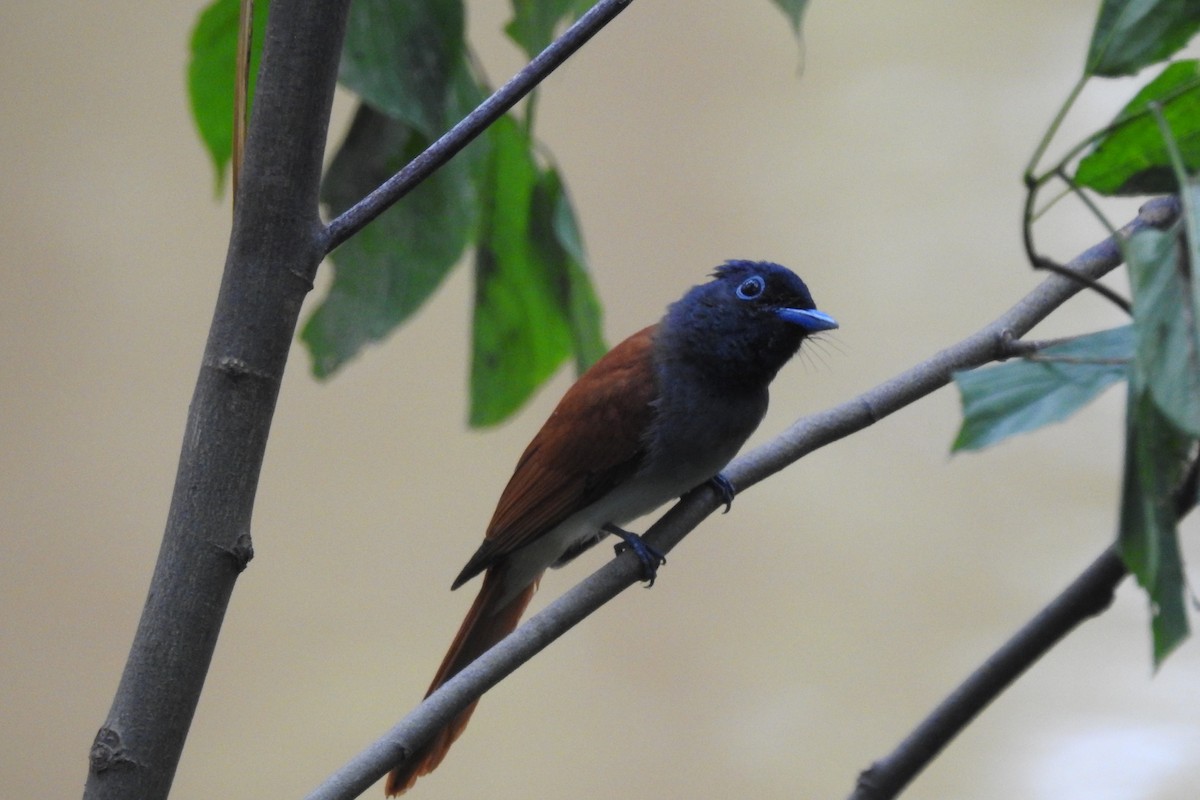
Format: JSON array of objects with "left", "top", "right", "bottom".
[{"left": 385, "top": 260, "right": 837, "bottom": 795}]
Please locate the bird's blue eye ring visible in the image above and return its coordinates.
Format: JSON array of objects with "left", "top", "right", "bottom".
[{"left": 736, "top": 275, "right": 765, "bottom": 300}]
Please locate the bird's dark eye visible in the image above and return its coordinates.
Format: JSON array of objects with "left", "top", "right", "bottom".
[{"left": 735, "top": 275, "right": 765, "bottom": 301}]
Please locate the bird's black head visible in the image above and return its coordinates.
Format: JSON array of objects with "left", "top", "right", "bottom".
[{"left": 658, "top": 260, "right": 837, "bottom": 390}]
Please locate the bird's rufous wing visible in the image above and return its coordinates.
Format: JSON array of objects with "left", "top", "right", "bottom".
[{"left": 452, "top": 325, "right": 660, "bottom": 587}]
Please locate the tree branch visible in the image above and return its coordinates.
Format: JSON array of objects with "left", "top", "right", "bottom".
[
  {"left": 83, "top": 3, "right": 351, "bottom": 799},
  {"left": 732, "top": 195, "right": 1176, "bottom": 494},
  {"left": 849, "top": 416, "right": 1200, "bottom": 800},
  {"left": 306, "top": 199, "right": 1180, "bottom": 799},
  {"left": 846, "top": 547, "right": 1128, "bottom": 800},
  {"left": 321, "top": 0, "right": 637, "bottom": 255}
]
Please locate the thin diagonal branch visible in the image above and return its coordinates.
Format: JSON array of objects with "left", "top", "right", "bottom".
[
  {"left": 847, "top": 547, "right": 1128, "bottom": 800},
  {"left": 321, "top": 0, "right": 636, "bottom": 255},
  {"left": 727, "top": 195, "right": 1177, "bottom": 496},
  {"left": 848, "top": 432, "right": 1200, "bottom": 800},
  {"left": 306, "top": 197, "right": 1180, "bottom": 800}
]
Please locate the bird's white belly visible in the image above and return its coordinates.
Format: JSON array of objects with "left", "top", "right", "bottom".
[{"left": 496, "top": 447, "right": 731, "bottom": 605}]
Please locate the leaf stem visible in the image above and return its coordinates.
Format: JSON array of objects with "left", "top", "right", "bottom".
[
  {"left": 1150, "top": 99, "right": 1196, "bottom": 234},
  {"left": 1022, "top": 72, "right": 1200, "bottom": 315},
  {"left": 1035, "top": 73, "right": 1200, "bottom": 189},
  {"left": 1025, "top": 74, "right": 1087, "bottom": 182}
]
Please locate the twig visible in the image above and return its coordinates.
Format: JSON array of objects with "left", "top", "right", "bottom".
[
  {"left": 995, "top": 333, "right": 1074, "bottom": 358},
  {"left": 304, "top": 197, "right": 1180, "bottom": 800},
  {"left": 1024, "top": 354, "right": 1129, "bottom": 365},
  {"left": 998, "top": 333, "right": 1129, "bottom": 366},
  {"left": 1020, "top": 72, "right": 1200, "bottom": 315},
  {"left": 998, "top": 332, "right": 1130, "bottom": 364},
  {"left": 321, "top": 0, "right": 636, "bottom": 255}
]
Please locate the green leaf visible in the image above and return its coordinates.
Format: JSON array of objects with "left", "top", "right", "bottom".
[
  {"left": 769, "top": 0, "right": 810, "bottom": 36},
  {"left": 1126, "top": 228, "right": 1200, "bottom": 435},
  {"left": 1075, "top": 60, "right": 1200, "bottom": 195},
  {"left": 531, "top": 167, "right": 607, "bottom": 371},
  {"left": 1186, "top": 183, "right": 1200, "bottom": 391},
  {"left": 186, "top": 0, "right": 269, "bottom": 193},
  {"left": 1120, "top": 226, "right": 1199, "bottom": 666},
  {"left": 1151, "top": 92, "right": 1200, "bottom": 418},
  {"left": 301, "top": 102, "right": 487, "bottom": 378},
  {"left": 1086, "top": 0, "right": 1200, "bottom": 77},
  {"left": 470, "top": 116, "right": 606, "bottom": 426},
  {"left": 1118, "top": 384, "right": 1192, "bottom": 665},
  {"left": 505, "top": 0, "right": 593, "bottom": 58},
  {"left": 339, "top": 0, "right": 465, "bottom": 136},
  {"left": 951, "top": 327, "right": 1132, "bottom": 452}
]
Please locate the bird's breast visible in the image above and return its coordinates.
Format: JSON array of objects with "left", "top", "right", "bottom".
[
  {"left": 495, "top": 373, "right": 768, "bottom": 603},
  {"left": 644, "top": 375, "right": 769, "bottom": 491}
]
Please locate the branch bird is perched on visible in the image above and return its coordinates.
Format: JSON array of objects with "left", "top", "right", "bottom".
[{"left": 386, "top": 260, "right": 837, "bottom": 795}]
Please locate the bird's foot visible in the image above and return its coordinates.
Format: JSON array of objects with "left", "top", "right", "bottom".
[
  {"left": 605, "top": 524, "right": 666, "bottom": 587},
  {"left": 710, "top": 473, "right": 736, "bottom": 513}
]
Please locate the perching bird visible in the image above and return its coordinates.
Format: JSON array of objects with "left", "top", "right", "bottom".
[{"left": 385, "top": 260, "right": 837, "bottom": 795}]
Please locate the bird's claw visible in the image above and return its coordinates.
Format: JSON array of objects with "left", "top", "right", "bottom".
[
  {"left": 710, "top": 473, "right": 736, "bottom": 513},
  {"left": 605, "top": 524, "right": 666, "bottom": 587}
]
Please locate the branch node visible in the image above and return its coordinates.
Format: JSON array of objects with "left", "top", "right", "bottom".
[
  {"left": 850, "top": 763, "right": 885, "bottom": 800},
  {"left": 995, "top": 331, "right": 1052, "bottom": 360},
  {"left": 1139, "top": 195, "right": 1183, "bottom": 230},
  {"left": 222, "top": 530, "right": 255, "bottom": 573},
  {"left": 288, "top": 266, "right": 316, "bottom": 291},
  {"left": 994, "top": 329, "right": 1020, "bottom": 360},
  {"left": 1083, "top": 584, "right": 1119, "bottom": 618},
  {"left": 205, "top": 355, "right": 277, "bottom": 383},
  {"left": 89, "top": 726, "right": 140, "bottom": 774},
  {"left": 855, "top": 395, "right": 883, "bottom": 426}
]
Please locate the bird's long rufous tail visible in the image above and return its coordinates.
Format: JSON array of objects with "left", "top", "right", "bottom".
[{"left": 385, "top": 567, "right": 539, "bottom": 796}]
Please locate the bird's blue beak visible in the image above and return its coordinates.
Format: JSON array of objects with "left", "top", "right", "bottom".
[{"left": 777, "top": 307, "right": 839, "bottom": 332}]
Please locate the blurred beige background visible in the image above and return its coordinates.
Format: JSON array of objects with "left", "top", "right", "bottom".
[{"left": 3, "top": 2, "right": 1199, "bottom": 799}]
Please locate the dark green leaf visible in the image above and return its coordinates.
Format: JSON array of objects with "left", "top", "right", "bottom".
[
  {"left": 1157, "top": 110, "right": 1200, "bottom": 407},
  {"left": 340, "top": 0, "right": 465, "bottom": 135},
  {"left": 1075, "top": 60, "right": 1200, "bottom": 195},
  {"left": 301, "top": 102, "right": 487, "bottom": 378},
  {"left": 470, "top": 116, "right": 606, "bottom": 426},
  {"left": 1183, "top": 187, "right": 1200, "bottom": 370},
  {"left": 1118, "top": 384, "right": 1192, "bottom": 665},
  {"left": 1086, "top": 0, "right": 1200, "bottom": 77},
  {"left": 186, "top": 0, "right": 269, "bottom": 193},
  {"left": 1187, "top": 184, "right": 1200, "bottom": 379},
  {"left": 1120, "top": 226, "right": 1199, "bottom": 665},
  {"left": 531, "top": 167, "right": 607, "bottom": 371},
  {"left": 769, "top": 0, "right": 810, "bottom": 36},
  {"left": 1126, "top": 228, "right": 1200, "bottom": 435},
  {"left": 505, "top": 0, "right": 593, "bottom": 58},
  {"left": 951, "top": 327, "right": 1132, "bottom": 452}
]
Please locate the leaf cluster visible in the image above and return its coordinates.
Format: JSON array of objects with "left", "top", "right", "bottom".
[
  {"left": 186, "top": 0, "right": 807, "bottom": 426},
  {"left": 960, "top": 0, "right": 1200, "bottom": 664}
]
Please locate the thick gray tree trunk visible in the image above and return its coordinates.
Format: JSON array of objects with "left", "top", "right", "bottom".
[{"left": 83, "top": 3, "right": 351, "bottom": 798}]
